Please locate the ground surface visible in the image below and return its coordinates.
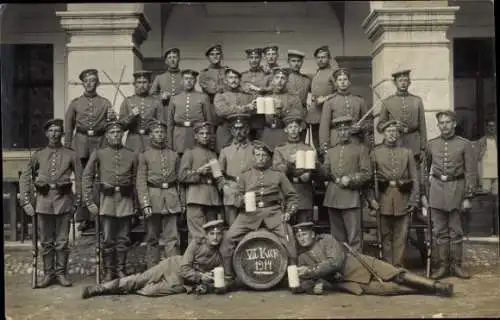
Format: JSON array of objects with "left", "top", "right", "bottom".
[{"left": 5, "top": 240, "right": 500, "bottom": 319}]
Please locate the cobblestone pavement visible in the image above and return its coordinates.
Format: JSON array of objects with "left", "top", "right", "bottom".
[{"left": 4, "top": 240, "right": 500, "bottom": 319}]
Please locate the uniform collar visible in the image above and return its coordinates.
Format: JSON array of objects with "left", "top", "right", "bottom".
[
  {"left": 167, "top": 67, "right": 180, "bottom": 73},
  {"left": 209, "top": 64, "right": 222, "bottom": 69},
  {"left": 233, "top": 140, "right": 250, "bottom": 148},
  {"left": 83, "top": 92, "right": 98, "bottom": 98},
  {"left": 317, "top": 64, "right": 331, "bottom": 71},
  {"left": 383, "top": 141, "right": 398, "bottom": 148},
  {"left": 250, "top": 66, "right": 263, "bottom": 72},
  {"left": 135, "top": 92, "right": 149, "bottom": 98},
  {"left": 396, "top": 91, "right": 409, "bottom": 97},
  {"left": 47, "top": 143, "right": 62, "bottom": 150},
  {"left": 108, "top": 144, "right": 124, "bottom": 150},
  {"left": 272, "top": 87, "right": 287, "bottom": 94},
  {"left": 184, "top": 88, "right": 195, "bottom": 93},
  {"left": 228, "top": 86, "right": 241, "bottom": 93},
  {"left": 253, "top": 164, "right": 271, "bottom": 171},
  {"left": 336, "top": 90, "right": 351, "bottom": 96},
  {"left": 151, "top": 142, "right": 167, "bottom": 149},
  {"left": 440, "top": 134, "right": 456, "bottom": 141}
]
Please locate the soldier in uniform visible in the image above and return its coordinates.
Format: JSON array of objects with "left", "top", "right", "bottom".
[
  {"left": 260, "top": 68, "right": 307, "bottom": 148},
  {"left": 240, "top": 47, "right": 272, "bottom": 140},
  {"left": 377, "top": 69, "right": 427, "bottom": 162},
  {"left": 368, "top": 120, "right": 420, "bottom": 267},
  {"left": 213, "top": 67, "right": 256, "bottom": 152},
  {"left": 166, "top": 69, "right": 212, "bottom": 154},
  {"left": 136, "top": 120, "right": 183, "bottom": 268},
  {"left": 149, "top": 48, "right": 183, "bottom": 105},
  {"left": 286, "top": 50, "right": 311, "bottom": 109},
  {"left": 291, "top": 222, "right": 454, "bottom": 297},
  {"left": 273, "top": 115, "right": 315, "bottom": 223},
  {"left": 64, "top": 68, "right": 116, "bottom": 231},
  {"left": 425, "top": 111, "right": 476, "bottom": 280},
  {"left": 308, "top": 45, "right": 338, "bottom": 149},
  {"left": 321, "top": 116, "right": 371, "bottom": 252},
  {"left": 219, "top": 114, "right": 255, "bottom": 227},
  {"left": 178, "top": 122, "right": 222, "bottom": 243},
  {"left": 262, "top": 45, "right": 281, "bottom": 75},
  {"left": 83, "top": 121, "right": 138, "bottom": 281},
  {"left": 119, "top": 71, "right": 163, "bottom": 153},
  {"left": 219, "top": 140, "right": 299, "bottom": 285},
  {"left": 20, "top": 119, "right": 82, "bottom": 288},
  {"left": 319, "top": 68, "right": 372, "bottom": 151},
  {"left": 82, "top": 220, "right": 227, "bottom": 299},
  {"left": 199, "top": 44, "right": 227, "bottom": 103}
]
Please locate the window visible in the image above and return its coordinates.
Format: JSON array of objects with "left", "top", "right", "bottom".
[{"left": 1, "top": 44, "right": 54, "bottom": 149}]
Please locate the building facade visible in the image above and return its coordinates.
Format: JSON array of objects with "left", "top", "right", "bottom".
[{"left": 1, "top": 1, "right": 496, "bottom": 181}]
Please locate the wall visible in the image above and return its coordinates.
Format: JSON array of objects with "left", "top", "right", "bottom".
[{"left": 343, "top": 1, "right": 372, "bottom": 56}]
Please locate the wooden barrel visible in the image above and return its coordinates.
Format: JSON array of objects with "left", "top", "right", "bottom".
[{"left": 232, "top": 229, "right": 288, "bottom": 290}]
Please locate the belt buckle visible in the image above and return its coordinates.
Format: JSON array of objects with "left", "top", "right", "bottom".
[
  {"left": 292, "top": 177, "right": 299, "bottom": 183},
  {"left": 88, "top": 130, "right": 95, "bottom": 136},
  {"left": 139, "top": 129, "right": 146, "bottom": 135},
  {"left": 441, "top": 175, "right": 448, "bottom": 182},
  {"left": 236, "top": 176, "right": 240, "bottom": 183},
  {"left": 271, "top": 121, "right": 277, "bottom": 129},
  {"left": 183, "top": 121, "right": 191, "bottom": 127},
  {"left": 206, "top": 179, "right": 212, "bottom": 185},
  {"left": 161, "top": 182, "right": 169, "bottom": 189},
  {"left": 389, "top": 181, "right": 397, "bottom": 187},
  {"left": 335, "top": 178, "right": 341, "bottom": 184},
  {"left": 49, "top": 184, "right": 57, "bottom": 189},
  {"left": 258, "top": 201, "right": 264, "bottom": 208},
  {"left": 114, "top": 186, "right": 121, "bottom": 192}
]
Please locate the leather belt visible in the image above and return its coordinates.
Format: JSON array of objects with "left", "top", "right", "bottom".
[
  {"left": 100, "top": 184, "right": 133, "bottom": 196},
  {"left": 255, "top": 200, "right": 281, "bottom": 208},
  {"left": 76, "top": 127, "right": 105, "bottom": 137},
  {"left": 35, "top": 183, "right": 72, "bottom": 195},
  {"left": 201, "top": 178, "right": 214, "bottom": 185},
  {"left": 224, "top": 174, "right": 239, "bottom": 183},
  {"left": 432, "top": 173, "right": 465, "bottom": 182},
  {"left": 175, "top": 121, "right": 193, "bottom": 127},
  {"left": 291, "top": 177, "right": 310, "bottom": 184},
  {"left": 147, "top": 181, "right": 175, "bottom": 189}
]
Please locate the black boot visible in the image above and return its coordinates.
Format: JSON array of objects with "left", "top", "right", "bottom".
[
  {"left": 431, "top": 243, "right": 450, "bottom": 280},
  {"left": 102, "top": 251, "right": 115, "bottom": 282},
  {"left": 398, "top": 271, "right": 453, "bottom": 297},
  {"left": 222, "top": 257, "right": 236, "bottom": 290},
  {"left": 116, "top": 251, "right": 128, "bottom": 278},
  {"left": 37, "top": 252, "right": 55, "bottom": 289},
  {"left": 55, "top": 251, "right": 72, "bottom": 287},
  {"left": 146, "top": 244, "right": 161, "bottom": 269},
  {"left": 81, "top": 279, "right": 120, "bottom": 299},
  {"left": 450, "top": 241, "right": 471, "bottom": 279}
]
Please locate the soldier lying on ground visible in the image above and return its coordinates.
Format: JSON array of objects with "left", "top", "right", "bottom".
[
  {"left": 291, "top": 222, "right": 454, "bottom": 297},
  {"left": 81, "top": 220, "right": 228, "bottom": 299}
]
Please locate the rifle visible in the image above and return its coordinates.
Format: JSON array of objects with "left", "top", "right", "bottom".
[
  {"left": 32, "top": 210, "right": 38, "bottom": 289},
  {"left": 373, "top": 161, "right": 384, "bottom": 260},
  {"left": 420, "top": 152, "right": 432, "bottom": 278},
  {"left": 92, "top": 160, "right": 101, "bottom": 284},
  {"left": 343, "top": 242, "right": 384, "bottom": 284}
]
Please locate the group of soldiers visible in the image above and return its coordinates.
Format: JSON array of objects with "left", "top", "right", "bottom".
[{"left": 19, "top": 43, "right": 476, "bottom": 299}]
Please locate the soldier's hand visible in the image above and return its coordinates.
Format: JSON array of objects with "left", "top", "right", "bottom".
[
  {"left": 350, "top": 124, "right": 361, "bottom": 134},
  {"left": 143, "top": 206, "right": 153, "bottom": 218},
  {"left": 297, "top": 266, "right": 309, "bottom": 276},
  {"left": 282, "top": 212, "right": 291, "bottom": 222},
  {"left": 273, "top": 98, "right": 283, "bottom": 111},
  {"left": 289, "top": 152, "right": 297, "bottom": 164},
  {"left": 23, "top": 204, "right": 35, "bottom": 217},
  {"left": 462, "top": 199, "right": 472, "bottom": 211},
  {"left": 299, "top": 172, "right": 311, "bottom": 182},
  {"left": 197, "top": 165, "right": 212, "bottom": 175},
  {"left": 406, "top": 205, "right": 417, "bottom": 214},
  {"left": 74, "top": 195, "right": 82, "bottom": 208},
  {"left": 340, "top": 176, "right": 351, "bottom": 187},
  {"left": 248, "top": 84, "right": 261, "bottom": 92},
  {"left": 88, "top": 203, "right": 99, "bottom": 215},
  {"left": 132, "top": 106, "right": 141, "bottom": 116},
  {"left": 316, "top": 96, "right": 328, "bottom": 105},
  {"left": 161, "top": 91, "right": 170, "bottom": 100},
  {"left": 200, "top": 272, "right": 213, "bottom": 283},
  {"left": 421, "top": 195, "right": 429, "bottom": 208},
  {"left": 369, "top": 209, "right": 377, "bottom": 217},
  {"left": 370, "top": 200, "right": 380, "bottom": 211}
]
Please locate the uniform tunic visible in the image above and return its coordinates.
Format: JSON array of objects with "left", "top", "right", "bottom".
[
  {"left": 241, "top": 67, "right": 272, "bottom": 132},
  {"left": 219, "top": 141, "right": 255, "bottom": 206},
  {"left": 286, "top": 71, "right": 311, "bottom": 108},
  {"left": 298, "top": 234, "right": 409, "bottom": 296},
  {"left": 260, "top": 90, "right": 306, "bottom": 147},
  {"left": 198, "top": 65, "right": 226, "bottom": 98},
  {"left": 477, "top": 136, "right": 498, "bottom": 179},
  {"left": 149, "top": 69, "right": 183, "bottom": 98},
  {"left": 119, "top": 237, "right": 223, "bottom": 297},
  {"left": 213, "top": 89, "right": 254, "bottom": 151},
  {"left": 119, "top": 94, "right": 163, "bottom": 152},
  {"left": 136, "top": 146, "right": 182, "bottom": 214},
  {"left": 370, "top": 144, "right": 419, "bottom": 215},
  {"left": 19, "top": 146, "right": 82, "bottom": 214},
  {"left": 307, "top": 66, "right": 336, "bottom": 124},
  {"left": 82, "top": 145, "right": 138, "bottom": 217},
  {"left": 378, "top": 92, "right": 427, "bottom": 156},
  {"left": 64, "top": 93, "right": 116, "bottom": 159},
  {"left": 322, "top": 142, "right": 371, "bottom": 209},
  {"left": 166, "top": 91, "right": 212, "bottom": 153},
  {"left": 319, "top": 92, "right": 371, "bottom": 148},
  {"left": 426, "top": 135, "right": 476, "bottom": 211},
  {"left": 273, "top": 142, "right": 315, "bottom": 210},
  {"left": 178, "top": 146, "right": 222, "bottom": 206}
]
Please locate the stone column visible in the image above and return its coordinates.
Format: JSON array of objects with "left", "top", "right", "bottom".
[
  {"left": 362, "top": 1, "right": 459, "bottom": 142},
  {"left": 56, "top": 6, "right": 151, "bottom": 114}
]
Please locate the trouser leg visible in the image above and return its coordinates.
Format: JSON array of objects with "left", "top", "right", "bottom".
[
  {"left": 311, "top": 124, "right": 320, "bottom": 150},
  {"left": 392, "top": 214, "right": 410, "bottom": 267},
  {"left": 76, "top": 158, "right": 91, "bottom": 224},
  {"left": 186, "top": 204, "right": 207, "bottom": 244},
  {"left": 101, "top": 216, "right": 116, "bottom": 281},
  {"left": 431, "top": 208, "right": 450, "bottom": 279},
  {"left": 145, "top": 214, "right": 162, "bottom": 269},
  {"left": 219, "top": 216, "right": 253, "bottom": 278},
  {"left": 380, "top": 215, "right": 393, "bottom": 264},
  {"left": 54, "top": 212, "right": 72, "bottom": 286},
  {"left": 268, "top": 219, "right": 297, "bottom": 263},
  {"left": 342, "top": 208, "right": 362, "bottom": 252},
  {"left": 328, "top": 208, "right": 347, "bottom": 243},
  {"left": 449, "top": 209, "right": 470, "bottom": 279},
  {"left": 116, "top": 216, "right": 131, "bottom": 278},
  {"left": 162, "top": 214, "right": 180, "bottom": 259},
  {"left": 224, "top": 206, "right": 238, "bottom": 228},
  {"left": 38, "top": 213, "right": 56, "bottom": 288}
]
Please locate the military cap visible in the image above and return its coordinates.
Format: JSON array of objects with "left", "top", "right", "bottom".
[
  {"left": 245, "top": 48, "right": 263, "bottom": 57},
  {"left": 332, "top": 116, "right": 354, "bottom": 128},
  {"left": 133, "top": 70, "right": 153, "bottom": 80},
  {"left": 79, "top": 69, "right": 98, "bottom": 82},
  {"left": 228, "top": 113, "right": 250, "bottom": 128},
  {"left": 263, "top": 45, "right": 279, "bottom": 54},
  {"left": 252, "top": 140, "right": 274, "bottom": 155},
  {"left": 105, "top": 121, "right": 124, "bottom": 132},
  {"left": 391, "top": 69, "right": 411, "bottom": 78},
  {"left": 163, "top": 47, "right": 180, "bottom": 59},
  {"left": 193, "top": 121, "right": 214, "bottom": 133},
  {"left": 287, "top": 49, "right": 306, "bottom": 59},
  {"left": 435, "top": 110, "right": 457, "bottom": 121},
  {"left": 149, "top": 119, "right": 168, "bottom": 131},
  {"left": 379, "top": 120, "right": 403, "bottom": 132},
  {"left": 205, "top": 44, "right": 223, "bottom": 57},
  {"left": 43, "top": 118, "right": 64, "bottom": 132},
  {"left": 292, "top": 221, "right": 315, "bottom": 231},
  {"left": 283, "top": 114, "right": 305, "bottom": 125},
  {"left": 313, "top": 45, "right": 330, "bottom": 58},
  {"left": 333, "top": 68, "right": 350, "bottom": 80},
  {"left": 181, "top": 69, "right": 199, "bottom": 77},
  {"left": 202, "top": 219, "right": 225, "bottom": 231},
  {"left": 272, "top": 67, "right": 290, "bottom": 77},
  {"left": 225, "top": 67, "right": 242, "bottom": 78}
]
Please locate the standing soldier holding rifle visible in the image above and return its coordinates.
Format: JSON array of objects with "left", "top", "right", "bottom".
[
  {"left": 368, "top": 120, "right": 420, "bottom": 267},
  {"left": 65, "top": 68, "right": 117, "bottom": 232},
  {"left": 426, "top": 110, "right": 476, "bottom": 280},
  {"left": 149, "top": 48, "right": 183, "bottom": 106},
  {"left": 83, "top": 121, "right": 138, "bottom": 282},
  {"left": 20, "top": 119, "right": 82, "bottom": 288}
]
